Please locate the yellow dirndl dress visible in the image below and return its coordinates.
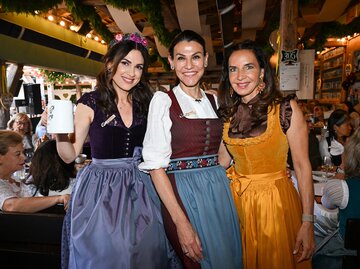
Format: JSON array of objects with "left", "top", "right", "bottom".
[{"left": 223, "top": 104, "right": 312, "bottom": 269}]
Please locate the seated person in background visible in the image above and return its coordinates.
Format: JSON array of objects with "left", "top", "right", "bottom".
[
  {"left": 26, "top": 139, "right": 76, "bottom": 196},
  {"left": 313, "top": 127, "right": 360, "bottom": 268},
  {"left": 319, "top": 109, "right": 352, "bottom": 167},
  {"left": 313, "top": 105, "right": 326, "bottom": 128},
  {"left": 7, "top": 113, "right": 35, "bottom": 162},
  {"left": 0, "top": 130, "right": 69, "bottom": 213},
  {"left": 343, "top": 101, "right": 360, "bottom": 130},
  {"left": 288, "top": 111, "right": 322, "bottom": 170}
]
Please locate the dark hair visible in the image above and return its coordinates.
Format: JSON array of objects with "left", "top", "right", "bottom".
[
  {"left": 168, "top": 30, "right": 207, "bottom": 59},
  {"left": 344, "top": 127, "right": 360, "bottom": 177},
  {"left": 0, "top": 130, "right": 23, "bottom": 155},
  {"left": 27, "top": 140, "right": 76, "bottom": 196},
  {"left": 96, "top": 40, "right": 153, "bottom": 118},
  {"left": 327, "top": 109, "right": 350, "bottom": 141},
  {"left": 218, "top": 40, "right": 282, "bottom": 122}
]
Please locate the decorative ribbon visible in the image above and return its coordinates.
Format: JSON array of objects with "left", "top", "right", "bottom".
[
  {"left": 167, "top": 155, "right": 219, "bottom": 173},
  {"left": 227, "top": 166, "right": 288, "bottom": 196}
]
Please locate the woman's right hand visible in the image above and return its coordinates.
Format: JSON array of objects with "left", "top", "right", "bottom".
[
  {"left": 176, "top": 219, "right": 203, "bottom": 262},
  {"left": 58, "top": 194, "right": 70, "bottom": 211}
]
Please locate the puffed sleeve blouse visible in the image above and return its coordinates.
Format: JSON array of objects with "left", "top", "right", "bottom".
[
  {"left": 138, "top": 85, "right": 218, "bottom": 171},
  {"left": 321, "top": 179, "right": 349, "bottom": 209}
]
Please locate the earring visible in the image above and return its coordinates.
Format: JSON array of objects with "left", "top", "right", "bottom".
[
  {"left": 204, "top": 63, "right": 208, "bottom": 68},
  {"left": 230, "top": 87, "right": 234, "bottom": 97},
  {"left": 171, "top": 66, "right": 174, "bottom": 70},
  {"left": 258, "top": 77, "right": 266, "bottom": 93}
]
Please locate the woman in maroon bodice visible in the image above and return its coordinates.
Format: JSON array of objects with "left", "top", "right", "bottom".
[{"left": 139, "top": 30, "right": 242, "bottom": 269}]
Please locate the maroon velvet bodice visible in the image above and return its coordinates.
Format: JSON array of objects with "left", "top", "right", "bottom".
[{"left": 167, "top": 90, "right": 223, "bottom": 159}]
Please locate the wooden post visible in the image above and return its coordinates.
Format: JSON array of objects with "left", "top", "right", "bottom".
[
  {"left": 0, "top": 60, "right": 10, "bottom": 129},
  {"left": 279, "top": 0, "right": 299, "bottom": 96},
  {"left": 279, "top": 0, "right": 298, "bottom": 51}
]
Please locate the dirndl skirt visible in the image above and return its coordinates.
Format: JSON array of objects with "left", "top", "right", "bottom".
[
  {"left": 61, "top": 148, "right": 172, "bottom": 269},
  {"left": 163, "top": 155, "right": 243, "bottom": 269}
]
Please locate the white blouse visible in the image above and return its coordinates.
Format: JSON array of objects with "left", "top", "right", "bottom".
[
  {"left": 0, "top": 179, "right": 34, "bottom": 210},
  {"left": 319, "top": 136, "right": 344, "bottom": 158},
  {"left": 138, "top": 85, "right": 218, "bottom": 171}
]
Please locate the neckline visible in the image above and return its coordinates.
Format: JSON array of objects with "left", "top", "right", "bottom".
[
  {"left": 224, "top": 104, "right": 279, "bottom": 143},
  {"left": 177, "top": 85, "right": 204, "bottom": 102}
]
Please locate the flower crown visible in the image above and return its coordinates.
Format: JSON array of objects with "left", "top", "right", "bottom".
[{"left": 109, "top": 32, "right": 148, "bottom": 49}]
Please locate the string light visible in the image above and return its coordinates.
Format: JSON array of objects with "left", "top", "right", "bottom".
[{"left": 40, "top": 13, "right": 106, "bottom": 44}]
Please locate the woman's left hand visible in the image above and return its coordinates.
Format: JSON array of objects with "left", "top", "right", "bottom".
[{"left": 293, "top": 222, "right": 316, "bottom": 262}]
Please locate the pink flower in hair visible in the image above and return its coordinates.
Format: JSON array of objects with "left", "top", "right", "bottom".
[
  {"left": 115, "top": 34, "right": 123, "bottom": 41},
  {"left": 142, "top": 39, "right": 148, "bottom": 47}
]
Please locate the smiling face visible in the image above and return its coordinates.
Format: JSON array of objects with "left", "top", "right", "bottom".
[
  {"left": 0, "top": 143, "right": 26, "bottom": 175},
  {"left": 228, "top": 49, "right": 264, "bottom": 103},
  {"left": 12, "top": 116, "right": 30, "bottom": 135},
  {"left": 168, "top": 41, "right": 208, "bottom": 90},
  {"left": 112, "top": 49, "right": 144, "bottom": 92}
]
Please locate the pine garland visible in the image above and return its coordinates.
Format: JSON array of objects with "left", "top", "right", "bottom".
[
  {"left": 304, "top": 16, "right": 360, "bottom": 51},
  {"left": 0, "top": 0, "right": 61, "bottom": 13},
  {"left": 64, "top": 0, "right": 113, "bottom": 43},
  {"left": 40, "top": 69, "right": 73, "bottom": 84}
]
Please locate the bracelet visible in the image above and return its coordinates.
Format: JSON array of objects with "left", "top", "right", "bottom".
[{"left": 302, "top": 214, "right": 316, "bottom": 223}]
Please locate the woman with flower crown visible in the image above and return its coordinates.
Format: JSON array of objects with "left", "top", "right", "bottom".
[{"left": 46, "top": 33, "right": 174, "bottom": 269}]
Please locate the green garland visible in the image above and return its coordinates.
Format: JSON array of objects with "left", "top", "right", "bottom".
[
  {"left": 64, "top": 0, "right": 113, "bottom": 43},
  {"left": 0, "top": 0, "right": 176, "bottom": 46},
  {"left": 303, "top": 15, "right": 360, "bottom": 51},
  {"left": 0, "top": 0, "right": 176, "bottom": 58},
  {"left": 0, "top": 0, "right": 61, "bottom": 13},
  {"left": 40, "top": 69, "right": 73, "bottom": 84}
]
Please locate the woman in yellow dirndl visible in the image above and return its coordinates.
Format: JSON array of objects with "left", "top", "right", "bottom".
[{"left": 217, "top": 40, "right": 315, "bottom": 269}]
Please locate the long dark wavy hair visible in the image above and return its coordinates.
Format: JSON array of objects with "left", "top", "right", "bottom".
[
  {"left": 27, "top": 140, "right": 76, "bottom": 196},
  {"left": 96, "top": 40, "right": 153, "bottom": 118},
  {"left": 218, "top": 40, "right": 283, "bottom": 122}
]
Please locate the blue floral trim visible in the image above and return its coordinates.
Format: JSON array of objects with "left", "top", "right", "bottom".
[{"left": 167, "top": 155, "right": 219, "bottom": 172}]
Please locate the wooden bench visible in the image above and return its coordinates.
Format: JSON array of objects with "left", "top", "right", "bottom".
[{"left": 0, "top": 205, "right": 65, "bottom": 269}]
